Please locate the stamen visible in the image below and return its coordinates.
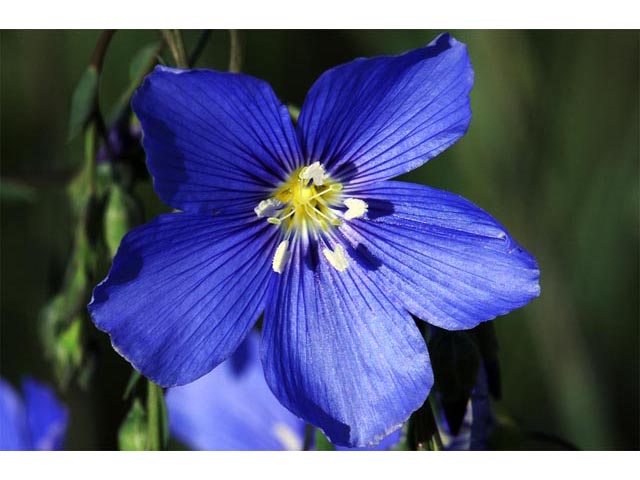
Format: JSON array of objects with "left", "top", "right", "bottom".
[
  {"left": 299, "top": 161, "right": 326, "bottom": 186},
  {"left": 255, "top": 198, "right": 283, "bottom": 218},
  {"left": 306, "top": 202, "right": 341, "bottom": 227},
  {"left": 323, "top": 244, "right": 349, "bottom": 272},
  {"left": 272, "top": 240, "right": 290, "bottom": 273},
  {"left": 343, "top": 198, "right": 368, "bottom": 220},
  {"left": 273, "top": 422, "right": 303, "bottom": 451}
]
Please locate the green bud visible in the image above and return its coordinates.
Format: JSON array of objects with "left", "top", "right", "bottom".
[
  {"left": 118, "top": 399, "right": 149, "bottom": 451},
  {"left": 104, "top": 185, "right": 141, "bottom": 258}
]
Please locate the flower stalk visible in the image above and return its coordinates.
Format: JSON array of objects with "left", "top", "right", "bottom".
[{"left": 228, "top": 30, "right": 244, "bottom": 73}]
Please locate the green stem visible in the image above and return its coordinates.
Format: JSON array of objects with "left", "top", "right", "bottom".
[
  {"left": 83, "top": 123, "right": 96, "bottom": 194},
  {"left": 188, "top": 30, "right": 211, "bottom": 67},
  {"left": 228, "top": 30, "right": 244, "bottom": 73},
  {"left": 161, "top": 30, "right": 188, "bottom": 68},
  {"left": 172, "top": 30, "right": 188, "bottom": 68},
  {"left": 146, "top": 380, "right": 161, "bottom": 450},
  {"left": 303, "top": 424, "right": 313, "bottom": 451},
  {"left": 427, "top": 396, "right": 444, "bottom": 451}
]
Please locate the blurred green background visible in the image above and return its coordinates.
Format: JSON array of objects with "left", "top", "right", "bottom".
[{"left": 1, "top": 30, "right": 638, "bottom": 450}]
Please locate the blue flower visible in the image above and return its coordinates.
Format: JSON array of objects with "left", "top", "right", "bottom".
[
  {"left": 0, "top": 377, "right": 68, "bottom": 450},
  {"left": 165, "top": 331, "right": 401, "bottom": 450},
  {"left": 89, "top": 33, "right": 539, "bottom": 447}
]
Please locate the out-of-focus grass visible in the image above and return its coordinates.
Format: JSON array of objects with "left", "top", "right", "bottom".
[{"left": 1, "top": 30, "right": 638, "bottom": 449}]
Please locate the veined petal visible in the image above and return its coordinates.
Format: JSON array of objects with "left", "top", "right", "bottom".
[
  {"left": 0, "top": 379, "right": 30, "bottom": 450},
  {"left": 337, "top": 428, "right": 402, "bottom": 451},
  {"left": 297, "top": 33, "right": 472, "bottom": 186},
  {"left": 132, "top": 66, "right": 303, "bottom": 213},
  {"left": 22, "top": 378, "right": 68, "bottom": 451},
  {"left": 166, "top": 332, "right": 306, "bottom": 451},
  {"left": 89, "top": 212, "right": 278, "bottom": 387},
  {"left": 341, "top": 181, "right": 540, "bottom": 330},
  {"left": 262, "top": 241, "right": 432, "bottom": 447}
]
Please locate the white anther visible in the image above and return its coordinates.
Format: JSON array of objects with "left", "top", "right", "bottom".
[
  {"left": 254, "top": 198, "right": 283, "bottom": 218},
  {"left": 343, "top": 198, "right": 368, "bottom": 220},
  {"left": 272, "top": 240, "right": 290, "bottom": 274},
  {"left": 273, "top": 422, "right": 303, "bottom": 451},
  {"left": 323, "top": 244, "right": 348, "bottom": 272},
  {"left": 299, "top": 161, "right": 327, "bottom": 186}
]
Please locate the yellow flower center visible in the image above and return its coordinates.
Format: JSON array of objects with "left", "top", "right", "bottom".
[
  {"left": 253, "top": 161, "right": 369, "bottom": 273},
  {"left": 270, "top": 167, "right": 343, "bottom": 235}
]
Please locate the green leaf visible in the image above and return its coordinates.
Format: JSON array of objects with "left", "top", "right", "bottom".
[
  {"left": 68, "top": 66, "right": 98, "bottom": 141},
  {"left": 118, "top": 399, "right": 148, "bottom": 451},
  {"left": 0, "top": 179, "right": 36, "bottom": 202},
  {"left": 314, "top": 428, "right": 335, "bottom": 451},
  {"left": 429, "top": 329, "right": 481, "bottom": 435},
  {"left": 129, "top": 42, "right": 161, "bottom": 83},
  {"left": 471, "top": 322, "right": 502, "bottom": 399},
  {"left": 104, "top": 185, "right": 141, "bottom": 258}
]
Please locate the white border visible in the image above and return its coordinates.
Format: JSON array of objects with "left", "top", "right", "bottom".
[
  {"left": 1, "top": 451, "right": 639, "bottom": 480},
  {"left": 1, "top": 1, "right": 639, "bottom": 28}
]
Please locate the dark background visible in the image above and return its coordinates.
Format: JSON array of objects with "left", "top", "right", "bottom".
[{"left": 1, "top": 30, "right": 638, "bottom": 450}]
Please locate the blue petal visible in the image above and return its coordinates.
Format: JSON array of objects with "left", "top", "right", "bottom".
[
  {"left": 166, "top": 332, "right": 306, "bottom": 450},
  {"left": 132, "top": 66, "right": 303, "bottom": 213},
  {"left": 0, "top": 379, "right": 30, "bottom": 450},
  {"left": 341, "top": 181, "right": 540, "bottom": 330},
  {"left": 262, "top": 241, "right": 433, "bottom": 448},
  {"left": 297, "top": 33, "right": 472, "bottom": 186},
  {"left": 337, "top": 428, "right": 402, "bottom": 451},
  {"left": 22, "top": 378, "right": 68, "bottom": 451},
  {"left": 89, "top": 212, "right": 279, "bottom": 386}
]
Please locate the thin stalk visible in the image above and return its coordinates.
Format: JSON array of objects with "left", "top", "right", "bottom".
[
  {"left": 303, "top": 424, "right": 313, "bottom": 451},
  {"left": 161, "top": 30, "right": 188, "bottom": 68},
  {"left": 146, "top": 381, "right": 161, "bottom": 450},
  {"left": 172, "top": 29, "right": 188, "bottom": 68},
  {"left": 83, "top": 123, "right": 97, "bottom": 194},
  {"left": 188, "top": 30, "right": 211, "bottom": 67},
  {"left": 228, "top": 30, "right": 244, "bottom": 73},
  {"left": 427, "top": 395, "right": 444, "bottom": 451},
  {"left": 90, "top": 30, "right": 116, "bottom": 72}
]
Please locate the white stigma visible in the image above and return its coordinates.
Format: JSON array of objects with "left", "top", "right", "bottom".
[
  {"left": 254, "top": 198, "right": 283, "bottom": 218},
  {"left": 343, "top": 198, "right": 368, "bottom": 220},
  {"left": 299, "top": 161, "right": 327, "bottom": 186},
  {"left": 273, "top": 422, "right": 303, "bottom": 451},
  {"left": 272, "top": 240, "right": 290, "bottom": 274},
  {"left": 323, "top": 244, "right": 349, "bottom": 272}
]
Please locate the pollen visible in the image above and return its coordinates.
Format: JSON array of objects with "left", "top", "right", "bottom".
[
  {"left": 254, "top": 198, "right": 283, "bottom": 218},
  {"left": 343, "top": 198, "right": 368, "bottom": 220},
  {"left": 323, "top": 244, "right": 349, "bottom": 272},
  {"left": 299, "top": 161, "right": 327, "bottom": 186},
  {"left": 272, "top": 240, "right": 290, "bottom": 273}
]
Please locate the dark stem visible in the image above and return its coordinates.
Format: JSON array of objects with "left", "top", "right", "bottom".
[
  {"left": 188, "top": 30, "right": 211, "bottom": 67},
  {"left": 228, "top": 30, "right": 244, "bottom": 73},
  {"left": 303, "top": 424, "right": 313, "bottom": 451},
  {"left": 90, "top": 30, "right": 116, "bottom": 72}
]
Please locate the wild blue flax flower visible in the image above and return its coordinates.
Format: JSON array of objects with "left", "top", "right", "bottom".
[
  {"left": 89, "top": 33, "right": 540, "bottom": 447},
  {"left": 166, "top": 332, "right": 401, "bottom": 450},
  {"left": 0, "top": 377, "right": 68, "bottom": 450}
]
